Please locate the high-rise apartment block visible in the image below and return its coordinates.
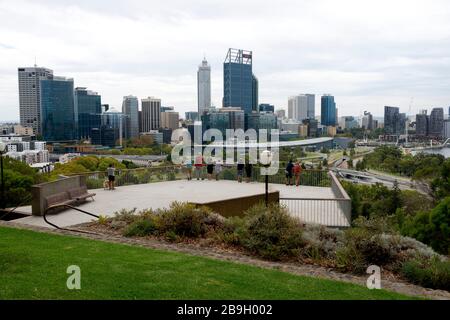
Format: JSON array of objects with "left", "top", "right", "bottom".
[
  {"left": 161, "top": 111, "right": 180, "bottom": 130},
  {"left": 141, "top": 97, "right": 161, "bottom": 132},
  {"left": 18, "top": 66, "right": 53, "bottom": 134},
  {"left": 288, "top": 94, "right": 315, "bottom": 122}
]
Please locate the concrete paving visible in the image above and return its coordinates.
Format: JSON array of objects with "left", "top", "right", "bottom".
[{"left": 13, "top": 180, "right": 346, "bottom": 228}]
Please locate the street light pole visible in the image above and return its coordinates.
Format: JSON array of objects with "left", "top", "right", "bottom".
[{"left": 260, "top": 150, "right": 273, "bottom": 208}]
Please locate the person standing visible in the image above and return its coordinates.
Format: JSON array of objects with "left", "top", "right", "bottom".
[
  {"left": 206, "top": 159, "right": 214, "bottom": 180},
  {"left": 214, "top": 160, "right": 222, "bottom": 181},
  {"left": 245, "top": 162, "right": 253, "bottom": 183},
  {"left": 184, "top": 157, "right": 193, "bottom": 181},
  {"left": 194, "top": 154, "right": 204, "bottom": 180},
  {"left": 107, "top": 164, "right": 116, "bottom": 190},
  {"left": 285, "top": 160, "right": 294, "bottom": 186},
  {"left": 237, "top": 162, "right": 245, "bottom": 183},
  {"left": 293, "top": 161, "right": 303, "bottom": 187}
]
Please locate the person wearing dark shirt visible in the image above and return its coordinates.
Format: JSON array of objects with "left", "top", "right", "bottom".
[
  {"left": 206, "top": 161, "right": 214, "bottom": 180},
  {"left": 237, "top": 163, "right": 245, "bottom": 183},
  {"left": 245, "top": 162, "right": 253, "bottom": 183},
  {"left": 285, "top": 160, "right": 294, "bottom": 186}
]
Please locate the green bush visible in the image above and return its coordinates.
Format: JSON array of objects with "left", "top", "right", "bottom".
[
  {"left": 157, "top": 202, "right": 220, "bottom": 238},
  {"left": 402, "top": 257, "right": 450, "bottom": 291},
  {"left": 240, "top": 203, "right": 304, "bottom": 261},
  {"left": 402, "top": 197, "right": 450, "bottom": 255},
  {"left": 123, "top": 218, "right": 157, "bottom": 237}
]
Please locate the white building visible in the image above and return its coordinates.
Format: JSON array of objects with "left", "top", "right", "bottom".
[
  {"left": 288, "top": 94, "right": 315, "bottom": 122},
  {"left": 18, "top": 66, "right": 53, "bottom": 134},
  {"left": 281, "top": 119, "right": 301, "bottom": 133},
  {"left": 7, "top": 150, "right": 49, "bottom": 165},
  {"left": 197, "top": 57, "right": 211, "bottom": 115},
  {"left": 141, "top": 97, "right": 161, "bottom": 132}
]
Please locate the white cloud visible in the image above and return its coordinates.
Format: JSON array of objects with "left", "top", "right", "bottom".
[{"left": 1, "top": 0, "right": 450, "bottom": 121}]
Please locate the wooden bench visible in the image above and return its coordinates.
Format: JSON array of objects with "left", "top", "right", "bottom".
[
  {"left": 45, "top": 192, "right": 76, "bottom": 208},
  {"left": 67, "top": 186, "right": 96, "bottom": 202},
  {"left": 44, "top": 187, "right": 96, "bottom": 213}
]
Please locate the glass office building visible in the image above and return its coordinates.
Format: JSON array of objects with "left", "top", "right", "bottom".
[
  {"left": 321, "top": 94, "right": 337, "bottom": 126},
  {"left": 75, "top": 87, "right": 101, "bottom": 140},
  {"left": 223, "top": 49, "right": 254, "bottom": 115},
  {"left": 40, "top": 77, "right": 76, "bottom": 141}
]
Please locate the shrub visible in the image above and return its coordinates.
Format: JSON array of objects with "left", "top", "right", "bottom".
[
  {"left": 157, "top": 202, "right": 220, "bottom": 238},
  {"left": 301, "top": 225, "right": 344, "bottom": 262},
  {"left": 123, "top": 218, "right": 157, "bottom": 237},
  {"left": 240, "top": 203, "right": 304, "bottom": 261},
  {"left": 213, "top": 216, "right": 245, "bottom": 246},
  {"left": 113, "top": 208, "right": 138, "bottom": 224},
  {"left": 402, "top": 257, "right": 450, "bottom": 291}
]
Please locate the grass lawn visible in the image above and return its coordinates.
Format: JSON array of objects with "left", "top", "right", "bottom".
[{"left": 0, "top": 226, "right": 415, "bottom": 300}]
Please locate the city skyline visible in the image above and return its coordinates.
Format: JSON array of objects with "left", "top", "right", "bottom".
[{"left": 2, "top": 0, "right": 450, "bottom": 121}]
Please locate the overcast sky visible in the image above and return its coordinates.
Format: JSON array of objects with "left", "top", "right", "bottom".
[{"left": 1, "top": 0, "right": 450, "bottom": 121}]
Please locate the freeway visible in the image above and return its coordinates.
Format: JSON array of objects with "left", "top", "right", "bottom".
[{"left": 332, "top": 167, "right": 429, "bottom": 195}]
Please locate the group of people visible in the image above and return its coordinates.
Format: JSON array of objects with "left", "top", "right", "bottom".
[
  {"left": 183, "top": 155, "right": 224, "bottom": 181},
  {"left": 183, "top": 155, "right": 304, "bottom": 186},
  {"left": 285, "top": 160, "right": 303, "bottom": 186}
]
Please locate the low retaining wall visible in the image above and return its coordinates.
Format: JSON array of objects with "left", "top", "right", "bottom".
[
  {"left": 31, "top": 176, "right": 87, "bottom": 216},
  {"left": 191, "top": 191, "right": 280, "bottom": 218}
]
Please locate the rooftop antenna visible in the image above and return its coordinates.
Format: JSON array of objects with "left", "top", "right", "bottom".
[{"left": 34, "top": 56, "right": 37, "bottom": 67}]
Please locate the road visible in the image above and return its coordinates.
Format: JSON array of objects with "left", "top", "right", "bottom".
[{"left": 332, "top": 167, "right": 429, "bottom": 195}]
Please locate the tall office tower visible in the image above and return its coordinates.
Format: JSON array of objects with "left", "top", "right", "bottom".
[
  {"left": 223, "top": 49, "right": 254, "bottom": 114},
  {"left": 122, "top": 95, "right": 139, "bottom": 139},
  {"left": 18, "top": 66, "right": 54, "bottom": 134},
  {"left": 288, "top": 94, "right": 315, "bottom": 122},
  {"left": 321, "top": 95, "right": 337, "bottom": 126},
  {"left": 429, "top": 108, "right": 444, "bottom": 137},
  {"left": 252, "top": 75, "right": 259, "bottom": 112},
  {"left": 362, "top": 111, "right": 374, "bottom": 130},
  {"left": 161, "top": 111, "right": 180, "bottom": 130},
  {"left": 415, "top": 110, "right": 428, "bottom": 136},
  {"left": 75, "top": 87, "right": 101, "bottom": 140},
  {"left": 141, "top": 97, "right": 161, "bottom": 132},
  {"left": 40, "top": 77, "right": 76, "bottom": 141},
  {"left": 197, "top": 57, "right": 211, "bottom": 115},
  {"left": 384, "top": 106, "right": 403, "bottom": 135}
]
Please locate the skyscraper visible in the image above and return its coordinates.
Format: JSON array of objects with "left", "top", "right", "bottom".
[
  {"left": 415, "top": 110, "right": 428, "bottom": 136},
  {"left": 384, "top": 106, "right": 402, "bottom": 135},
  {"left": 429, "top": 108, "right": 444, "bottom": 137},
  {"left": 75, "top": 87, "right": 101, "bottom": 140},
  {"left": 223, "top": 48, "right": 254, "bottom": 114},
  {"left": 161, "top": 111, "right": 180, "bottom": 130},
  {"left": 362, "top": 111, "right": 374, "bottom": 130},
  {"left": 320, "top": 94, "right": 336, "bottom": 126},
  {"left": 141, "top": 97, "right": 161, "bottom": 132},
  {"left": 252, "top": 74, "right": 259, "bottom": 112},
  {"left": 288, "top": 94, "right": 315, "bottom": 122},
  {"left": 40, "top": 77, "right": 76, "bottom": 141},
  {"left": 197, "top": 58, "right": 211, "bottom": 115},
  {"left": 122, "top": 95, "right": 139, "bottom": 139},
  {"left": 18, "top": 66, "right": 53, "bottom": 134}
]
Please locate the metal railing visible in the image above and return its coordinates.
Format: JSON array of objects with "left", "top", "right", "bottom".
[
  {"left": 67, "top": 165, "right": 331, "bottom": 189},
  {"left": 280, "top": 171, "right": 352, "bottom": 227},
  {"left": 280, "top": 198, "right": 351, "bottom": 227},
  {"left": 43, "top": 203, "right": 100, "bottom": 234}
]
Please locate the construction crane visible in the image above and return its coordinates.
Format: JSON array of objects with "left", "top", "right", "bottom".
[{"left": 405, "top": 97, "right": 414, "bottom": 145}]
